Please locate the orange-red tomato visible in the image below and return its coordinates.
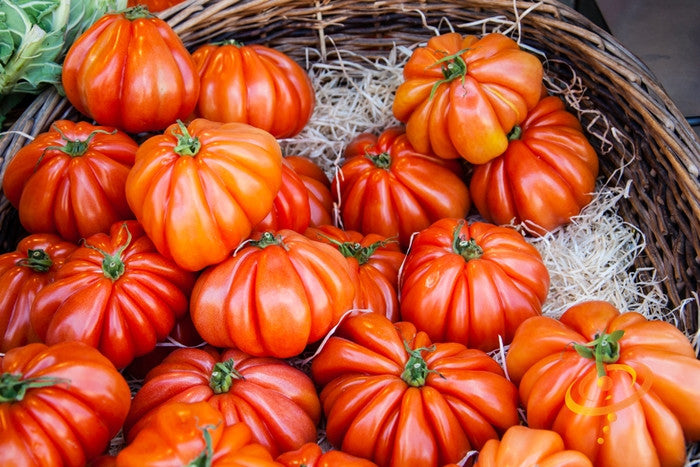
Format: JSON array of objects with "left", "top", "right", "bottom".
[
  {"left": 124, "top": 346, "right": 321, "bottom": 457},
  {"left": 399, "top": 218, "right": 550, "bottom": 351},
  {"left": 277, "top": 442, "right": 379, "bottom": 467},
  {"left": 393, "top": 32, "right": 544, "bottom": 164},
  {"left": 190, "top": 229, "right": 355, "bottom": 358},
  {"left": 126, "top": 0, "right": 185, "bottom": 12},
  {"left": 310, "top": 312, "right": 520, "bottom": 467},
  {"left": 0, "top": 341, "right": 131, "bottom": 466},
  {"left": 254, "top": 159, "right": 312, "bottom": 234},
  {"left": 125, "top": 118, "right": 283, "bottom": 272},
  {"left": 0, "top": 234, "right": 77, "bottom": 352},
  {"left": 506, "top": 300, "right": 700, "bottom": 466},
  {"left": 470, "top": 95, "right": 600, "bottom": 235},
  {"left": 305, "top": 224, "right": 404, "bottom": 321},
  {"left": 283, "top": 155, "right": 334, "bottom": 227},
  {"left": 61, "top": 7, "right": 199, "bottom": 134},
  {"left": 117, "top": 401, "right": 282, "bottom": 466},
  {"left": 192, "top": 41, "right": 315, "bottom": 138},
  {"left": 474, "top": 425, "right": 592, "bottom": 467},
  {"left": 2, "top": 120, "right": 138, "bottom": 242},
  {"left": 333, "top": 127, "right": 470, "bottom": 248}
]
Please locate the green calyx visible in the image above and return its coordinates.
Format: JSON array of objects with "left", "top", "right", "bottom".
[
  {"left": 83, "top": 223, "right": 133, "bottom": 281},
  {"left": 573, "top": 329, "right": 625, "bottom": 378},
  {"left": 429, "top": 47, "right": 469, "bottom": 100},
  {"left": 451, "top": 220, "right": 482, "bottom": 261},
  {"left": 252, "top": 232, "right": 286, "bottom": 250},
  {"left": 209, "top": 359, "right": 244, "bottom": 394},
  {"left": 316, "top": 233, "right": 397, "bottom": 265},
  {"left": 507, "top": 125, "right": 523, "bottom": 141},
  {"left": 40, "top": 124, "right": 116, "bottom": 161},
  {"left": 122, "top": 5, "right": 154, "bottom": 20},
  {"left": 0, "top": 372, "right": 70, "bottom": 403},
  {"left": 172, "top": 120, "right": 201, "bottom": 157},
  {"left": 366, "top": 152, "right": 392, "bottom": 169},
  {"left": 400, "top": 342, "right": 442, "bottom": 387},
  {"left": 17, "top": 249, "right": 53, "bottom": 272}
]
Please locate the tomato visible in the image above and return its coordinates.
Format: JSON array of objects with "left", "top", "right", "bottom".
[
  {"left": 399, "top": 218, "right": 549, "bottom": 351},
  {"left": 277, "top": 442, "right": 379, "bottom": 467},
  {"left": 393, "top": 32, "right": 544, "bottom": 164},
  {"left": 332, "top": 127, "right": 470, "bottom": 248},
  {"left": 505, "top": 300, "right": 700, "bottom": 466},
  {"left": 124, "top": 346, "right": 321, "bottom": 457},
  {"left": 192, "top": 41, "right": 315, "bottom": 138},
  {"left": 117, "top": 401, "right": 282, "bottom": 466},
  {"left": 474, "top": 425, "right": 592, "bottom": 467},
  {"left": 0, "top": 341, "right": 131, "bottom": 466},
  {"left": 310, "top": 312, "right": 520, "bottom": 467},
  {"left": 469, "top": 95, "right": 600, "bottom": 235},
  {"left": 305, "top": 224, "right": 404, "bottom": 321},
  {"left": 283, "top": 155, "right": 334, "bottom": 227},
  {"left": 126, "top": 0, "right": 185, "bottom": 12},
  {"left": 29, "top": 221, "right": 196, "bottom": 369},
  {"left": 61, "top": 6, "right": 199, "bottom": 134},
  {"left": 2, "top": 120, "right": 138, "bottom": 242},
  {"left": 0, "top": 234, "right": 77, "bottom": 352},
  {"left": 125, "top": 118, "right": 283, "bottom": 272},
  {"left": 191, "top": 229, "right": 355, "bottom": 357},
  {"left": 254, "top": 159, "right": 312, "bottom": 234}
]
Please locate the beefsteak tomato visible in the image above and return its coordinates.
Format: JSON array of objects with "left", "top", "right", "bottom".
[
  {"left": 192, "top": 40, "right": 315, "bottom": 138},
  {"left": 469, "top": 95, "right": 600, "bottom": 235},
  {"left": 125, "top": 118, "right": 283, "bottom": 271},
  {"left": 253, "top": 159, "right": 312, "bottom": 234},
  {"left": 61, "top": 6, "right": 199, "bottom": 133},
  {"left": 2, "top": 120, "right": 138, "bottom": 242},
  {"left": 29, "top": 221, "right": 196, "bottom": 369},
  {"left": 310, "top": 312, "right": 520, "bottom": 467},
  {"left": 0, "top": 341, "right": 131, "bottom": 466},
  {"left": 392, "top": 32, "right": 544, "bottom": 164},
  {"left": 277, "top": 442, "right": 378, "bottom": 467},
  {"left": 191, "top": 229, "right": 355, "bottom": 358},
  {"left": 0, "top": 234, "right": 77, "bottom": 352},
  {"left": 124, "top": 346, "right": 321, "bottom": 457},
  {"left": 506, "top": 300, "right": 700, "bottom": 466},
  {"left": 283, "top": 155, "right": 333, "bottom": 227},
  {"left": 332, "top": 127, "right": 470, "bottom": 248},
  {"left": 305, "top": 224, "right": 404, "bottom": 321}
]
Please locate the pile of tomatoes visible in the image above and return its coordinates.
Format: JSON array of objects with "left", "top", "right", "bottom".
[{"left": 1, "top": 6, "right": 698, "bottom": 467}]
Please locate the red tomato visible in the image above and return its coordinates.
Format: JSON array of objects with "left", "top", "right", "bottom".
[
  {"left": 0, "top": 341, "right": 131, "bottom": 466},
  {"left": 125, "top": 118, "right": 283, "bottom": 271},
  {"left": 117, "top": 401, "right": 282, "bottom": 466},
  {"left": 126, "top": 0, "right": 185, "bottom": 12},
  {"left": 310, "top": 312, "right": 520, "bottom": 466},
  {"left": 191, "top": 229, "right": 356, "bottom": 358},
  {"left": 0, "top": 234, "right": 77, "bottom": 352},
  {"left": 283, "top": 155, "right": 334, "bottom": 227},
  {"left": 393, "top": 32, "right": 544, "bottom": 164},
  {"left": 124, "top": 346, "right": 321, "bottom": 457},
  {"left": 305, "top": 224, "right": 404, "bottom": 321},
  {"left": 332, "top": 127, "right": 470, "bottom": 248},
  {"left": 474, "top": 425, "right": 592, "bottom": 467},
  {"left": 254, "top": 159, "right": 312, "bottom": 234},
  {"left": 61, "top": 6, "right": 199, "bottom": 133},
  {"left": 192, "top": 41, "right": 315, "bottom": 138},
  {"left": 399, "top": 218, "right": 549, "bottom": 352},
  {"left": 277, "top": 442, "right": 379, "bottom": 467},
  {"left": 470, "top": 95, "right": 600, "bottom": 235},
  {"left": 29, "top": 221, "right": 196, "bottom": 369},
  {"left": 2, "top": 120, "right": 138, "bottom": 242},
  {"left": 506, "top": 300, "right": 700, "bottom": 466}
]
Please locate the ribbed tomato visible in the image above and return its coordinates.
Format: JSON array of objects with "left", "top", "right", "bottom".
[
  {"left": 124, "top": 346, "right": 321, "bottom": 457},
  {"left": 192, "top": 41, "right": 315, "bottom": 138},
  {"left": 253, "top": 159, "right": 312, "bottom": 234},
  {"left": 0, "top": 234, "right": 77, "bottom": 352},
  {"left": 393, "top": 32, "right": 544, "bottom": 164},
  {"left": 506, "top": 300, "right": 700, "bottom": 466},
  {"left": 277, "top": 442, "right": 378, "bottom": 467},
  {"left": 190, "top": 229, "right": 355, "bottom": 358},
  {"left": 399, "top": 218, "right": 549, "bottom": 351},
  {"left": 310, "top": 312, "right": 520, "bottom": 466},
  {"left": 1, "top": 120, "right": 138, "bottom": 242},
  {"left": 470, "top": 95, "right": 600, "bottom": 235},
  {"left": 61, "top": 7, "right": 199, "bottom": 134},
  {"left": 333, "top": 127, "right": 470, "bottom": 248},
  {"left": 283, "top": 155, "right": 333, "bottom": 227}
]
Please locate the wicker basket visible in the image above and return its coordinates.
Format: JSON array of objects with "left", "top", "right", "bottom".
[{"left": 0, "top": 0, "right": 699, "bottom": 459}]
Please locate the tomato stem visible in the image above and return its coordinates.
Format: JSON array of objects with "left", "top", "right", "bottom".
[
  {"left": 573, "top": 330, "right": 625, "bottom": 378},
  {"left": 428, "top": 47, "right": 469, "bottom": 100},
  {"left": 186, "top": 423, "right": 218, "bottom": 467},
  {"left": 0, "top": 373, "right": 71, "bottom": 402},
  {"left": 400, "top": 341, "right": 442, "bottom": 387},
  {"left": 83, "top": 223, "right": 132, "bottom": 281},
  {"left": 122, "top": 5, "right": 154, "bottom": 20},
  {"left": 314, "top": 233, "right": 397, "bottom": 265},
  {"left": 209, "top": 359, "right": 244, "bottom": 394},
  {"left": 172, "top": 120, "right": 201, "bottom": 157},
  {"left": 252, "top": 232, "right": 287, "bottom": 250},
  {"left": 366, "top": 152, "right": 391, "bottom": 169},
  {"left": 451, "top": 220, "right": 482, "bottom": 261},
  {"left": 16, "top": 249, "right": 53, "bottom": 272},
  {"left": 507, "top": 125, "right": 523, "bottom": 141},
  {"left": 38, "top": 125, "right": 116, "bottom": 166}
]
